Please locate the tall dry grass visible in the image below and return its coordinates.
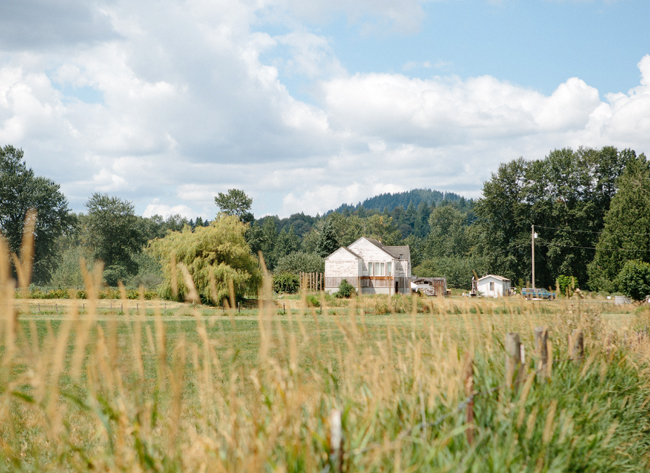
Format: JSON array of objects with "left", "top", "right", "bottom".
[{"left": 1, "top": 230, "right": 650, "bottom": 471}]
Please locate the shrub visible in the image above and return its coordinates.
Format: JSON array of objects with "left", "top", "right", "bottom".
[
  {"left": 103, "top": 265, "right": 129, "bottom": 287},
  {"left": 335, "top": 279, "right": 355, "bottom": 298},
  {"left": 273, "top": 272, "right": 300, "bottom": 294},
  {"left": 413, "top": 256, "right": 486, "bottom": 289},
  {"left": 274, "top": 252, "right": 324, "bottom": 275},
  {"left": 306, "top": 294, "right": 320, "bottom": 307},
  {"left": 557, "top": 275, "right": 578, "bottom": 296},
  {"left": 617, "top": 260, "right": 650, "bottom": 302}
]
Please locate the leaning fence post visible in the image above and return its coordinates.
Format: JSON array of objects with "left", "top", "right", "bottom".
[
  {"left": 571, "top": 329, "right": 584, "bottom": 363},
  {"left": 534, "top": 327, "right": 548, "bottom": 380},
  {"left": 329, "top": 409, "right": 343, "bottom": 473},
  {"left": 505, "top": 333, "right": 523, "bottom": 390},
  {"left": 464, "top": 354, "right": 474, "bottom": 445}
]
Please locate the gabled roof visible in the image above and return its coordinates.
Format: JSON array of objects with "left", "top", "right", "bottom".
[
  {"left": 478, "top": 274, "right": 510, "bottom": 282},
  {"left": 324, "top": 246, "right": 362, "bottom": 260},
  {"left": 384, "top": 245, "right": 410, "bottom": 261},
  {"left": 350, "top": 237, "right": 411, "bottom": 261}
]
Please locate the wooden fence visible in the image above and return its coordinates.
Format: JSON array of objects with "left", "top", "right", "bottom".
[
  {"left": 300, "top": 272, "right": 324, "bottom": 292},
  {"left": 325, "top": 325, "right": 591, "bottom": 471}
]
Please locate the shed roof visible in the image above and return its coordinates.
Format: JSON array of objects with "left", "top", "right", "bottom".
[{"left": 478, "top": 274, "right": 510, "bottom": 282}]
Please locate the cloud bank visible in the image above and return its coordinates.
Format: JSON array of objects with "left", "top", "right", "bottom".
[{"left": 0, "top": 0, "right": 649, "bottom": 218}]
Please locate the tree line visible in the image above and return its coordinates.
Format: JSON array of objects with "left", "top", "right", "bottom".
[{"left": 2, "top": 143, "right": 650, "bottom": 301}]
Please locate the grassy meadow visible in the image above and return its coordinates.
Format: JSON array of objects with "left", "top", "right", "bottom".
[{"left": 2, "top": 275, "right": 650, "bottom": 471}]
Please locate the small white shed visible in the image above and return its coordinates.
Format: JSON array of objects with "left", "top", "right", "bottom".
[{"left": 477, "top": 275, "right": 511, "bottom": 298}]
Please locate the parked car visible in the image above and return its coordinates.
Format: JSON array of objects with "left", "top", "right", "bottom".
[{"left": 521, "top": 288, "right": 556, "bottom": 300}]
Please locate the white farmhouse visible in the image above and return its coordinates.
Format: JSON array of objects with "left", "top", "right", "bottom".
[
  {"left": 324, "top": 237, "right": 411, "bottom": 295},
  {"left": 477, "top": 275, "right": 511, "bottom": 298}
]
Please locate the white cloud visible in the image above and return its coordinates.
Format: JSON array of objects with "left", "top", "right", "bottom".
[
  {"left": 2, "top": 0, "right": 650, "bottom": 220},
  {"left": 143, "top": 199, "right": 197, "bottom": 219}
]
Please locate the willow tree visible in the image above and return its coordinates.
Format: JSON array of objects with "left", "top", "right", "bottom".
[{"left": 148, "top": 214, "right": 261, "bottom": 303}]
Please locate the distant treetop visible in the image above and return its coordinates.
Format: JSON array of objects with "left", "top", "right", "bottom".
[
  {"left": 215, "top": 189, "right": 253, "bottom": 223},
  {"left": 327, "top": 188, "right": 470, "bottom": 215}
]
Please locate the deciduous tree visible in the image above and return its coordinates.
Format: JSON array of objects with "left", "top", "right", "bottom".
[
  {"left": 215, "top": 189, "right": 253, "bottom": 223},
  {"left": 85, "top": 193, "right": 146, "bottom": 278},
  {"left": 0, "top": 145, "right": 74, "bottom": 284}
]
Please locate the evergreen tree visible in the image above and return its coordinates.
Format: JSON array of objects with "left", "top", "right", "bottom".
[
  {"left": 245, "top": 221, "right": 267, "bottom": 256},
  {"left": 275, "top": 225, "right": 300, "bottom": 259},
  {"left": 316, "top": 219, "right": 339, "bottom": 257},
  {"left": 589, "top": 155, "right": 650, "bottom": 290},
  {"left": 414, "top": 201, "right": 431, "bottom": 237},
  {"left": 260, "top": 217, "right": 279, "bottom": 269}
]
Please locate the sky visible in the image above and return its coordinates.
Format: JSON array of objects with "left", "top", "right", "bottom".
[{"left": 1, "top": 0, "right": 650, "bottom": 219}]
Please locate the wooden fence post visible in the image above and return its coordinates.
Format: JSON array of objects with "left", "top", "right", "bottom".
[
  {"left": 534, "top": 327, "right": 548, "bottom": 380},
  {"left": 505, "top": 333, "right": 523, "bottom": 390},
  {"left": 571, "top": 329, "right": 584, "bottom": 363},
  {"left": 464, "top": 354, "right": 474, "bottom": 445},
  {"left": 329, "top": 409, "right": 343, "bottom": 473}
]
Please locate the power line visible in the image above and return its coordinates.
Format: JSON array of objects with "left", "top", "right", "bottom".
[
  {"left": 535, "top": 240, "right": 650, "bottom": 253},
  {"left": 535, "top": 225, "right": 650, "bottom": 237}
]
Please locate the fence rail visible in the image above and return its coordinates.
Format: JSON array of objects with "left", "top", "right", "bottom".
[{"left": 300, "top": 272, "right": 324, "bottom": 292}]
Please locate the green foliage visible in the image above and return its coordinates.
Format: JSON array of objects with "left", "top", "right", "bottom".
[
  {"left": 330, "top": 188, "right": 468, "bottom": 214},
  {"left": 475, "top": 147, "right": 636, "bottom": 287},
  {"left": 148, "top": 214, "right": 262, "bottom": 304},
  {"left": 103, "top": 265, "right": 129, "bottom": 287},
  {"left": 128, "top": 252, "right": 163, "bottom": 289},
  {"left": 49, "top": 245, "right": 93, "bottom": 288},
  {"left": 414, "top": 256, "right": 485, "bottom": 289},
  {"left": 557, "top": 275, "right": 577, "bottom": 295},
  {"left": 259, "top": 217, "right": 279, "bottom": 269},
  {"left": 214, "top": 189, "right": 253, "bottom": 223},
  {"left": 316, "top": 219, "right": 339, "bottom": 257},
  {"left": 424, "top": 206, "right": 471, "bottom": 258},
  {"left": 85, "top": 193, "right": 145, "bottom": 274},
  {"left": 17, "top": 286, "right": 157, "bottom": 300},
  {"left": 617, "top": 260, "right": 650, "bottom": 301},
  {"left": 589, "top": 156, "right": 650, "bottom": 290},
  {"left": 0, "top": 145, "right": 74, "bottom": 284},
  {"left": 335, "top": 279, "right": 355, "bottom": 298},
  {"left": 274, "top": 251, "right": 324, "bottom": 275},
  {"left": 273, "top": 272, "right": 300, "bottom": 294},
  {"left": 275, "top": 225, "right": 300, "bottom": 259},
  {"left": 305, "top": 293, "right": 320, "bottom": 307}
]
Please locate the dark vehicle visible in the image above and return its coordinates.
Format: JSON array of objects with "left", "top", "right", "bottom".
[{"left": 521, "top": 288, "right": 556, "bottom": 300}]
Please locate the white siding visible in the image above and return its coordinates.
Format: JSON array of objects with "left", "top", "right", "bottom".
[
  {"left": 325, "top": 238, "right": 412, "bottom": 295},
  {"left": 348, "top": 239, "right": 393, "bottom": 264},
  {"left": 477, "top": 277, "right": 510, "bottom": 298},
  {"left": 324, "top": 248, "right": 361, "bottom": 293}
]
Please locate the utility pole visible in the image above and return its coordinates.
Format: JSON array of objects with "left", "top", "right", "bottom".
[{"left": 531, "top": 225, "right": 536, "bottom": 289}]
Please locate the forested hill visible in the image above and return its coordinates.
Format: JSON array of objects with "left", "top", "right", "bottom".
[{"left": 327, "top": 189, "right": 469, "bottom": 215}]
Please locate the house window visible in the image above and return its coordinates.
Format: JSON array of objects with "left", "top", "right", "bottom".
[
  {"left": 380, "top": 263, "right": 385, "bottom": 276},
  {"left": 369, "top": 262, "right": 374, "bottom": 276},
  {"left": 375, "top": 262, "right": 380, "bottom": 276},
  {"left": 387, "top": 262, "right": 392, "bottom": 276},
  {"left": 489, "top": 282, "right": 494, "bottom": 291}
]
